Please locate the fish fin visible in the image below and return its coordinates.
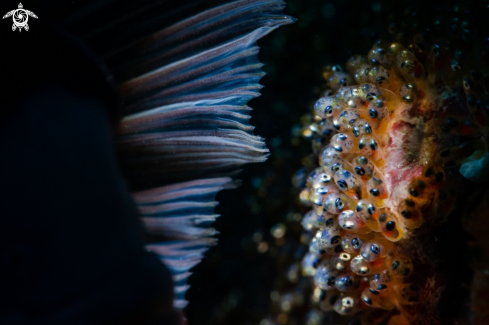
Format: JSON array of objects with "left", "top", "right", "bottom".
[
  {"left": 112, "top": 0, "right": 293, "bottom": 185},
  {"left": 134, "top": 177, "right": 236, "bottom": 308},
  {"left": 62, "top": 0, "right": 293, "bottom": 185},
  {"left": 61, "top": 0, "right": 292, "bottom": 309}
]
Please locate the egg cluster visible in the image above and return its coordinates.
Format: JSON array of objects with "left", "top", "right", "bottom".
[
  {"left": 280, "top": 1, "right": 489, "bottom": 322},
  {"left": 296, "top": 40, "right": 466, "bottom": 318}
]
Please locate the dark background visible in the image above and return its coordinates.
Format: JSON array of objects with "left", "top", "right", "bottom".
[{"left": 184, "top": 0, "right": 488, "bottom": 324}]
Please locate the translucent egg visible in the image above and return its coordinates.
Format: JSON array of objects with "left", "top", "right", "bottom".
[
  {"left": 322, "top": 214, "right": 337, "bottom": 229},
  {"left": 313, "top": 204, "right": 325, "bottom": 217},
  {"left": 318, "top": 145, "right": 341, "bottom": 161},
  {"left": 378, "top": 211, "right": 404, "bottom": 242},
  {"left": 366, "top": 99, "right": 388, "bottom": 122},
  {"left": 314, "top": 213, "right": 336, "bottom": 229},
  {"left": 309, "top": 236, "right": 325, "bottom": 255},
  {"left": 370, "top": 269, "right": 399, "bottom": 291},
  {"left": 334, "top": 87, "right": 354, "bottom": 105},
  {"left": 346, "top": 55, "right": 368, "bottom": 74},
  {"left": 396, "top": 50, "right": 425, "bottom": 81},
  {"left": 308, "top": 185, "right": 333, "bottom": 206},
  {"left": 336, "top": 109, "right": 361, "bottom": 131},
  {"left": 316, "top": 221, "right": 343, "bottom": 249},
  {"left": 355, "top": 199, "right": 381, "bottom": 232},
  {"left": 314, "top": 261, "right": 339, "bottom": 290},
  {"left": 310, "top": 170, "right": 334, "bottom": 189},
  {"left": 341, "top": 233, "right": 370, "bottom": 254},
  {"left": 306, "top": 167, "right": 322, "bottom": 188},
  {"left": 334, "top": 273, "right": 361, "bottom": 292},
  {"left": 334, "top": 169, "right": 366, "bottom": 200},
  {"left": 323, "top": 193, "right": 356, "bottom": 214},
  {"left": 421, "top": 165, "right": 445, "bottom": 190},
  {"left": 323, "top": 244, "right": 344, "bottom": 256},
  {"left": 358, "top": 135, "right": 383, "bottom": 161},
  {"left": 314, "top": 96, "right": 337, "bottom": 118},
  {"left": 368, "top": 66, "right": 391, "bottom": 86},
  {"left": 397, "top": 198, "right": 423, "bottom": 229},
  {"left": 327, "top": 71, "right": 354, "bottom": 91},
  {"left": 330, "top": 252, "right": 352, "bottom": 271},
  {"left": 350, "top": 255, "right": 384, "bottom": 275},
  {"left": 317, "top": 289, "right": 340, "bottom": 312},
  {"left": 378, "top": 87, "right": 400, "bottom": 113},
  {"left": 302, "top": 252, "right": 320, "bottom": 276},
  {"left": 301, "top": 210, "right": 318, "bottom": 231},
  {"left": 317, "top": 117, "right": 336, "bottom": 137},
  {"left": 441, "top": 57, "right": 465, "bottom": 89},
  {"left": 333, "top": 294, "right": 362, "bottom": 315},
  {"left": 358, "top": 83, "right": 383, "bottom": 102},
  {"left": 462, "top": 74, "right": 489, "bottom": 127},
  {"left": 338, "top": 210, "right": 367, "bottom": 232},
  {"left": 387, "top": 41, "right": 406, "bottom": 55},
  {"left": 341, "top": 87, "right": 365, "bottom": 109},
  {"left": 331, "top": 132, "right": 358, "bottom": 153},
  {"left": 360, "top": 237, "right": 393, "bottom": 262},
  {"left": 352, "top": 155, "right": 377, "bottom": 181},
  {"left": 361, "top": 287, "right": 396, "bottom": 310},
  {"left": 407, "top": 177, "right": 428, "bottom": 199},
  {"left": 368, "top": 47, "right": 393, "bottom": 69},
  {"left": 391, "top": 255, "right": 413, "bottom": 278},
  {"left": 400, "top": 83, "right": 417, "bottom": 103},
  {"left": 352, "top": 119, "right": 373, "bottom": 138},
  {"left": 309, "top": 185, "right": 340, "bottom": 207},
  {"left": 318, "top": 146, "right": 349, "bottom": 174},
  {"left": 367, "top": 176, "right": 389, "bottom": 205},
  {"left": 351, "top": 61, "right": 369, "bottom": 82}
]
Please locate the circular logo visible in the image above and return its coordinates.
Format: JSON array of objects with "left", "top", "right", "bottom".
[{"left": 13, "top": 10, "right": 27, "bottom": 27}]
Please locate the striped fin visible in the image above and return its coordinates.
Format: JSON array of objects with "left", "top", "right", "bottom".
[
  {"left": 66, "top": 0, "right": 293, "bottom": 184},
  {"left": 61, "top": 0, "right": 293, "bottom": 182},
  {"left": 61, "top": 0, "right": 293, "bottom": 309},
  {"left": 114, "top": 1, "right": 293, "bottom": 307},
  {"left": 134, "top": 177, "right": 237, "bottom": 308},
  {"left": 118, "top": 128, "right": 269, "bottom": 184},
  {"left": 112, "top": 1, "right": 294, "bottom": 184}
]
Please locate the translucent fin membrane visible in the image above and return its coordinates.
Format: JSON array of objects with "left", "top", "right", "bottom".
[
  {"left": 119, "top": 38, "right": 267, "bottom": 111},
  {"left": 99, "top": 1, "right": 293, "bottom": 184},
  {"left": 59, "top": 0, "right": 293, "bottom": 310},
  {"left": 118, "top": 128, "right": 269, "bottom": 183},
  {"left": 58, "top": 0, "right": 293, "bottom": 185},
  {"left": 109, "top": 1, "right": 292, "bottom": 80},
  {"left": 134, "top": 177, "right": 236, "bottom": 308}
]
